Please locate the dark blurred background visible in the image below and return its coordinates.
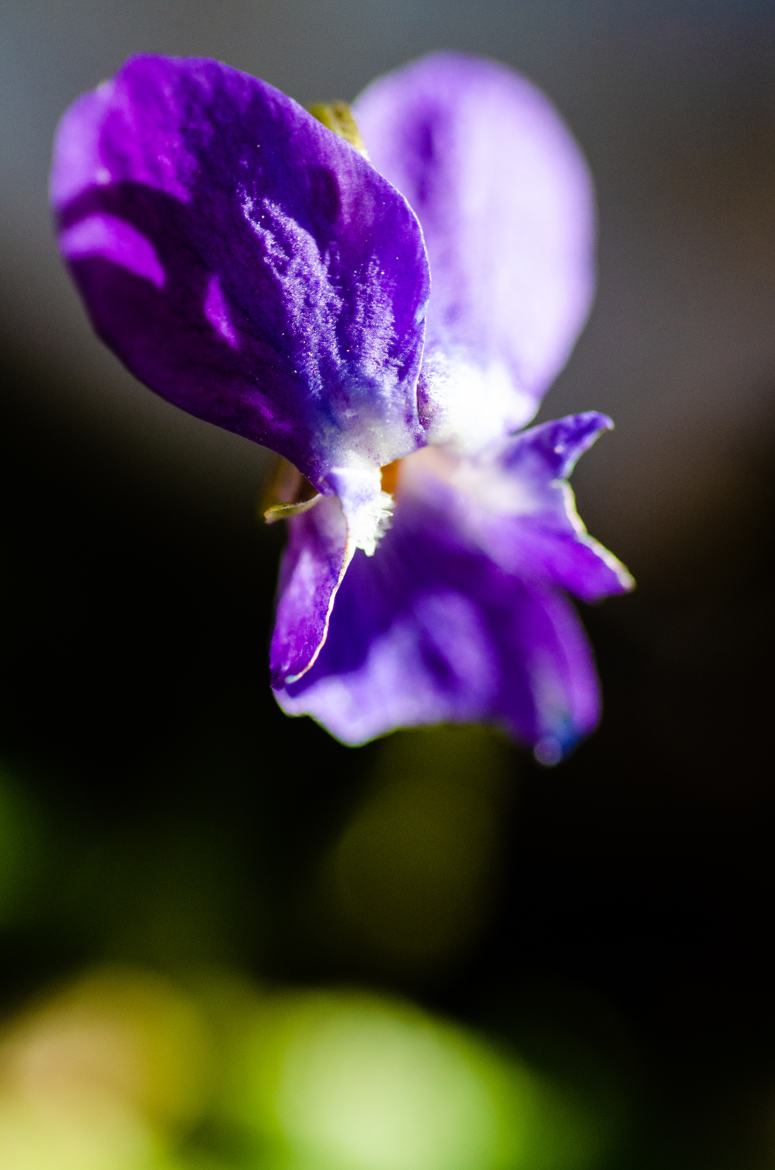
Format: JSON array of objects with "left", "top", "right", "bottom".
[{"left": 2, "top": 2, "right": 775, "bottom": 1168}]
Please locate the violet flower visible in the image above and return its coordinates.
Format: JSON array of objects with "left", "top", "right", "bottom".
[{"left": 52, "top": 52, "right": 632, "bottom": 757}]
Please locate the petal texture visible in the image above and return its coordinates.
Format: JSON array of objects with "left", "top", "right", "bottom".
[
  {"left": 444, "top": 412, "right": 635, "bottom": 602},
  {"left": 275, "top": 500, "right": 600, "bottom": 753},
  {"left": 274, "top": 412, "right": 631, "bottom": 747},
  {"left": 52, "top": 55, "right": 430, "bottom": 535},
  {"left": 354, "top": 53, "right": 596, "bottom": 447},
  {"left": 274, "top": 451, "right": 609, "bottom": 753}
]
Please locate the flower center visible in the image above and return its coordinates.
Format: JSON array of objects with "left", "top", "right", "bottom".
[
  {"left": 380, "top": 458, "right": 402, "bottom": 496},
  {"left": 263, "top": 447, "right": 448, "bottom": 531}
]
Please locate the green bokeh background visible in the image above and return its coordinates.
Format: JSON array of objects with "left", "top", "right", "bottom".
[{"left": 2, "top": 2, "right": 775, "bottom": 1167}]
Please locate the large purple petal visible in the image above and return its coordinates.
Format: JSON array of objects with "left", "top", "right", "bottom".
[
  {"left": 274, "top": 474, "right": 603, "bottom": 754},
  {"left": 354, "top": 53, "right": 596, "bottom": 447},
  {"left": 52, "top": 55, "right": 430, "bottom": 545}
]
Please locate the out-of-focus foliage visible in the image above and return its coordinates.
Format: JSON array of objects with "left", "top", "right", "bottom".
[
  {"left": 0, "top": 962, "right": 626, "bottom": 1170},
  {"left": 319, "top": 728, "right": 508, "bottom": 973},
  {"left": 0, "top": 770, "right": 46, "bottom": 925},
  {"left": 221, "top": 987, "right": 623, "bottom": 1170},
  {"left": 0, "top": 730, "right": 636, "bottom": 1170}
]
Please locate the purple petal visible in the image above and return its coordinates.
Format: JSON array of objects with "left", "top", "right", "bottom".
[
  {"left": 390, "top": 413, "right": 632, "bottom": 603},
  {"left": 270, "top": 495, "right": 350, "bottom": 686},
  {"left": 270, "top": 461, "right": 400, "bottom": 685},
  {"left": 496, "top": 411, "right": 614, "bottom": 479},
  {"left": 473, "top": 412, "right": 635, "bottom": 601},
  {"left": 354, "top": 53, "right": 596, "bottom": 447},
  {"left": 52, "top": 56, "right": 430, "bottom": 527},
  {"left": 274, "top": 474, "right": 603, "bottom": 753}
]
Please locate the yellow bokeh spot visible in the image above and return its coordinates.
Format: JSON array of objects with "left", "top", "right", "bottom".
[
  {"left": 225, "top": 989, "right": 530, "bottom": 1170},
  {"left": 0, "top": 966, "right": 210, "bottom": 1133}
]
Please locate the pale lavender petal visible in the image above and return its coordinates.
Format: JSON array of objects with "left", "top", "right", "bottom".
[
  {"left": 392, "top": 413, "right": 633, "bottom": 603},
  {"left": 354, "top": 52, "right": 595, "bottom": 447},
  {"left": 472, "top": 412, "right": 635, "bottom": 601},
  {"left": 52, "top": 55, "right": 430, "bottom": 530},
  {"left": 274, "top": 482, "right": 602, "bottom": 753}
]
